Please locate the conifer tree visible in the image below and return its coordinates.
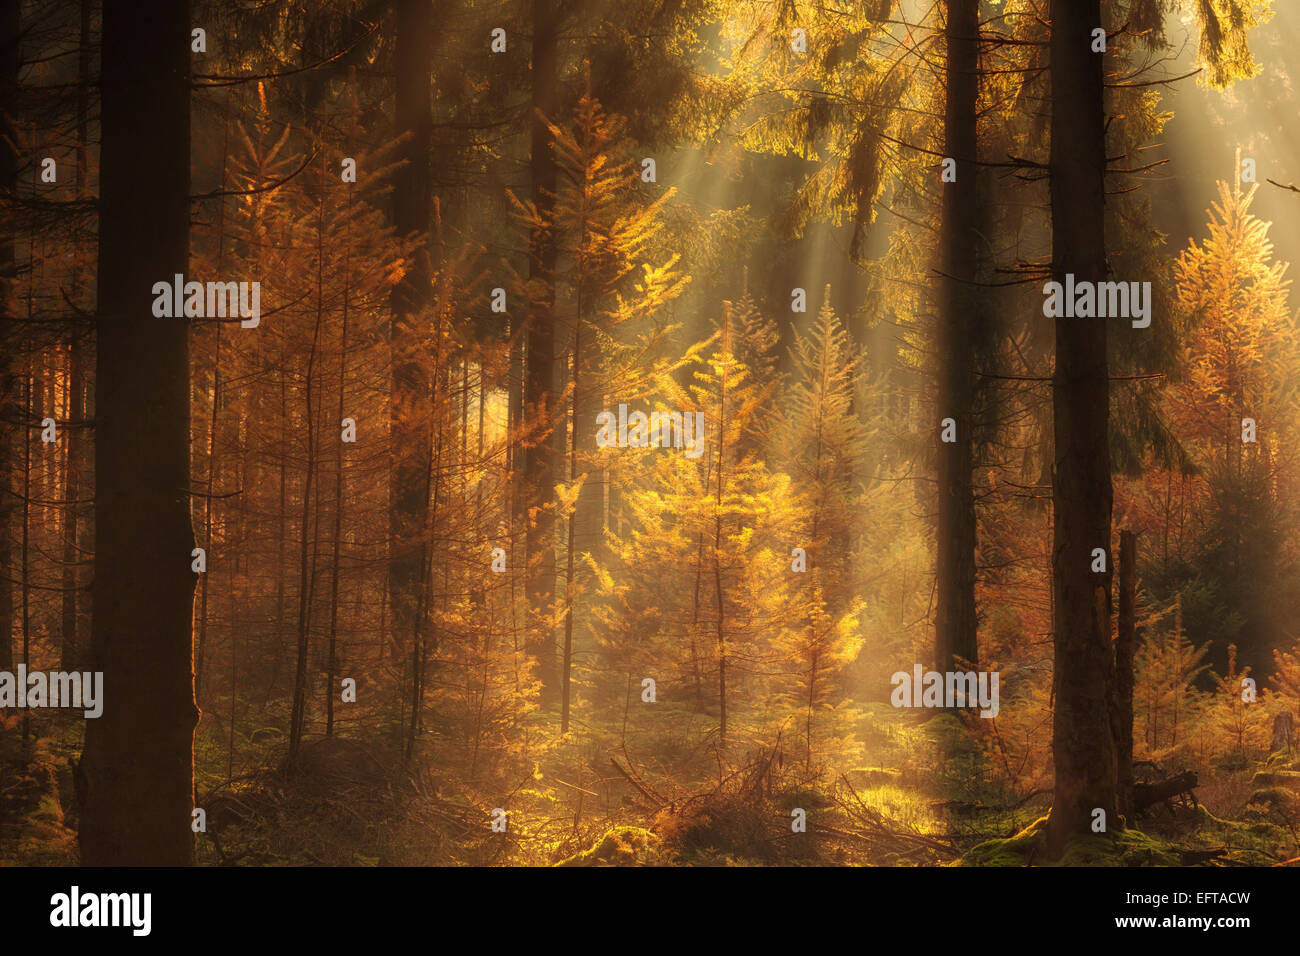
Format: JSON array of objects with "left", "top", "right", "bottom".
[{"left": 523, "top": 92, "right": 687, "bottom": 731}]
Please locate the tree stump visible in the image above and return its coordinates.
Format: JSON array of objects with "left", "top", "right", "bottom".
[{"left": 1271, "top": 712, "right": 1295, "bottom": 754}]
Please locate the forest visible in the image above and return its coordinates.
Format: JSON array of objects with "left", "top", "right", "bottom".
[{"left": 1, "top": 0, "right": 1299, "bottom": 871}]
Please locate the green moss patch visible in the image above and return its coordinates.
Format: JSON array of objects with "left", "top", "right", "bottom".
[
  {"left": 961, "top": 814, "right": 1181, "bottom": 867},
  {"left": 555, "top": 827, "right": 662, "bottom": 866}
]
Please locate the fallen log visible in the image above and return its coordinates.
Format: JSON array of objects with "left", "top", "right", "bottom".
[{"left": 1133, "top": 770, "right": 1198, "bottom": 814}]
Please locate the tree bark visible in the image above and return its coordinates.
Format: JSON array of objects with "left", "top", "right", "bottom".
[
  {"left": 388, "top": 0, "right": 434, "bottom": 732},
  {"left": 523, "top": 0, "right": 561, "bottom": 700},
  {"left": 1046, "top": 0, "right": 1117, "bottom": 858},
  {"left": 0, "top": 0, "right": 20, "bottom": 674},
  {"left": 79, "top": 0, "right": 198, "bottom": 866},
  {"left": 934, "top": 0, "right": 981, "bottom": 676}
]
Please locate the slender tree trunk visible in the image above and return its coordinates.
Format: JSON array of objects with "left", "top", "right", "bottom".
[
  {"left": 1114, "top": 530, "right": 1137, "bottom": 820},
  {"left": 60, "top": 0, "right": 94, "bottom": 674},
  {"left": 407, "top": 313, "right": 442, "bottom": 762},
  {"left": 805, "top": 648, "right": 818, "bottom": 772},
  {"left": 560, "top": 325, "right": 580, "bottom": 732},
  {"left": 194, "top": 90, "right": 232, "bottom": 707},
  {"left": 389, "top": 0, "right": 434, "bottom": 725},
  {"left": 289, "top": 197, "right": 327, "bottom": 760},
  {"left": 1046, "top": 0, "right": 1116, "bottom": 858},
  {"left": 195, "top": 325, "right": 220, "bottom": 705},
  {"left": 226, "top": 495, "right": 239, "bottom": 785},
  {"left": 0, "top": 0, "right": 19, "bottom": 675},
  {"left": 688, "top": 531, "right": 706, "bottom": 709},
  {"left": 713, "top": 306, "right": 731, "bottom": 751},
  {"left": 326, "top": 204, "right": 353, "bottom": 738},
  {"left": 475, "top": 363, "right": 485, "bottom": 524},
  {"left": 460, "top": 357, "right": 469, "bottom": 471},
  {"left": 523, "top": 0, "right": 561, "bottom": 700},
  {"left": 934, "top": 0, "right": 981, "bottom": 675},
  {"left": 79, "top": 0, "right": 197, "bottom": 866},
  {"left": 61, "top": 336, "right": 84, "bottom": 672},
  {"left": 20, "top": 360, "right": 32, "bottom": 749},
  {"left": 507, "top": 318, "right": 523, "bottom": 508},
  {"left": 268, "top": 371, "right": 287, "bottom": 706}
]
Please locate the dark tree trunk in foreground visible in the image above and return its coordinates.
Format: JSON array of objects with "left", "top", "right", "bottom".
[
  {"left": 388, "top": 0, "right": 434, "bottom": 756},
  {"left": 934, "top": 0, "right": 981, "bottom": 675},
  {"left": 1114, "top": 530, "right": 1137, "bottom": 820},
  {"left": 79, "top": 0, "right": 198, "bottom": 866},
  {"left": 1046, "top": 0, "right": 1117, "bottom": 857},
  {"left": 523, "top": 0, "right": 561, "bottom": 700}
]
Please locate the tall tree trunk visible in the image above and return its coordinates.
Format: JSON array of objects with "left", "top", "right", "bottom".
[
  {"left": 60, "top": 0, "right": 94, "bottom": 673},
  {"left": 1046, "top": 0, "right": 1116, "bottom": 858},
  {"left": 388, "top": 0, "right": 434, "bottom": 725},
  {"left": 20, "top": 358, "right": 32, "bottom": 750},
  {"left": 289, "top": 198, "right": 326, "bottom": 760},
  {"left": 523, "top": 0, "right": 560, "bottom": 700},
  {"left": 688, "top": 531, "right": 706, "bottom": 709},
  {"left": 269, "top": 368, "right": 287, "bottom": 706},
  {"left": 407, "top": 305, "right": 444, "bottom": 762},
  {"left": 61, "top": 336, "right": 84, "bottom": 672},
  {"left": 0, "top": 0, "right": 18, "bottom": 675},
  {"left": 713, "top": 306, "right": 731, "bottom": 752},
  {"left": 325, "top": 201, "right": 353, "bottom": 739},
  {"left": 934, "top": 0, "right": 981, "bottom": 675},
  {"left": 195, "top": 89, "right": 232, "bottom": 707},
  {"left": 1114, "top": 530, "right": 1137, "bottom": 820},
  {"left": 560, "top": 324, "right": 580, "bottom": 732},
  {"left": 194, "top": 328, "right": 220, "bottom": 704},
  {"left": 227, "top": 431, "right": 246, "bottom": 784},
  {"left": 79, "top": 0, "right": 197, "bottom": 866},
  {"left": 507, "top": 317, "right": 523, "bottom": 510}
]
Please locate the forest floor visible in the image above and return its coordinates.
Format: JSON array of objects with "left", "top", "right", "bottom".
[{"left": 2, "top": 705, "right": 1298, "bottom": 866}]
